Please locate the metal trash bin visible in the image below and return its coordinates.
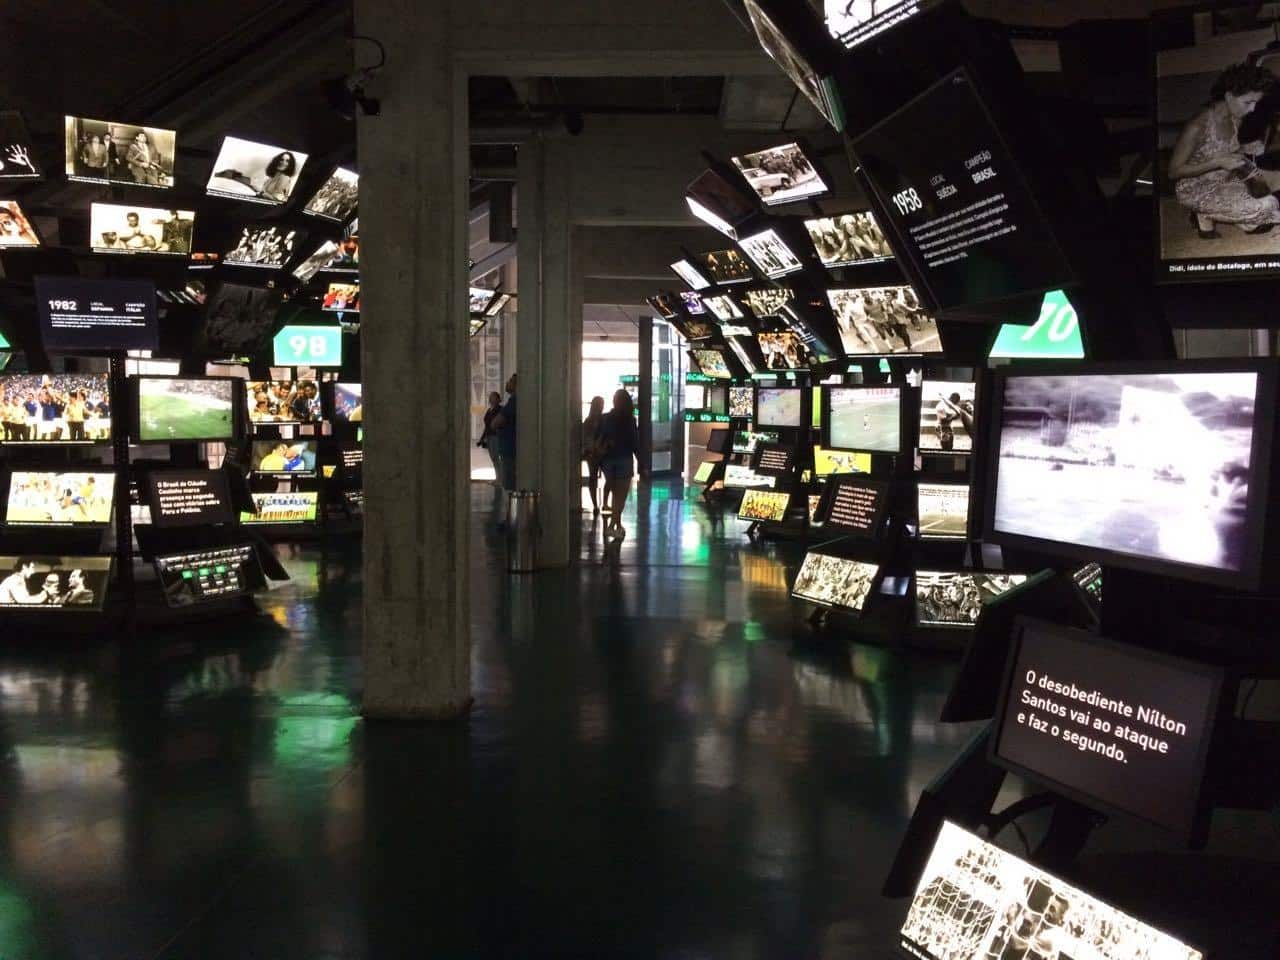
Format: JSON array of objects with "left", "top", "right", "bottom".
[{"left": 506, "top": 490, "right": 540, "bottom": 572}]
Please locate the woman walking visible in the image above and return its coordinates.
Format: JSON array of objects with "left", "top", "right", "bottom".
[
  {"left": 597, "top": 390, "right": 645, "bottom": 541},
  {"left": 582, "top": 395, "right": 606, "bottom": 514}
]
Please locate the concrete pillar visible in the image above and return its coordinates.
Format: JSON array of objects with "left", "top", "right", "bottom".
[
  {"left": 516, "top": 138, "right": 583, "bottom": 567},
  {"left": 356, "top": 0, "right": 471, "bottom": 718}
]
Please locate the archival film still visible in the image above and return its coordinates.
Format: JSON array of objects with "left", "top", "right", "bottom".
[
  {"left": 992, "top": 372, "right": 1259, "bottom": 573},
  {"left": 827, "top": 285, "right": 941, "bottom": 355},
  {"left": 90, "top": 203, "right": 193, "bottom": 255},
  {"left": 914, "top": 571, "right": 1028, "bottom": 628},
  {"left": 805, "top": 212, "right": 893, "bottom": 267},
  {"left": 919, "top": 380, "right": 976, "bottom": 453},
  {"left": 65, "top": 115, "right": 175, "bottom": 187},
  {"left": 901, "top": 821, "right": 1203, "bottom": 960},
  {"left": 0, "top": 555, "right": 111, "bottom": 610},
  {"left": 791, "top": 553, "right": 879, "bottom": 611}
]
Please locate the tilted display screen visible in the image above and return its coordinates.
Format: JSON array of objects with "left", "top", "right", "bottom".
[
  {"left": 5, "top": 471, "right": 115, "bottom": 526},
  {"left": 902, "top": 821, "right": 1203, "bottom": 960},
  {"left": 738, "top": 489, "right": 790, "bottom": 522},
  {"left": 0, "top": 555, "right": 111, "bottom": 611},
  {"left": 792, "top": 553, "right": 879, "bottom": 612},
  {"left": 154, "top": 544, "right": 260, "bottom": 608},
  {"left": 986, "top": 367, "right": 1273, "bottom": 587},
  {"left": 914, "top": 572, "right": 1027, "bottom": 629},
  {"left": 147, "top": 470, "right": 234, "bottom": 527},
  {"left": 992, "top": 619, "right": 1222, "bottom": 838}
]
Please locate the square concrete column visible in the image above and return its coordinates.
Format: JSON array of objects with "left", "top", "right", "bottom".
[
  {"left": 356, "top": 0, "right": 470, "bottom": 718},
  {"left": 515, "top": 138, "right": 584, "bottom": 568}
]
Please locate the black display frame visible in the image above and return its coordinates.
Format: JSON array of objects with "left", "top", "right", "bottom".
[
  {"left": 980, "top": 359, "right": 1278, "bottom": 591},
  {"left": 989, "top": 616, "right": 1226, "bottom": 843},
  {"left": 688, "top": 347, "right": 735, "bottom": 380},
  {"left": 750, "top": 440, "right": 796, "bottom": 477},
  {"left": 814, "top": 475, "right": 889, "bottom": 538},
  {"left": 249, "top": 439, "right": 320, "bottom": 480},
  {"left": 753, "top": 385, "right": 808, "bottom": 430},
  {"left": 916, "top": 478, "right": 971, "bottom": 542},
  {"left": 917, "top": 375, "right": 980, "bottom": 457},
  {"left": 2, "top": 468, "right": 117, "bottom": 529},
  {"left": 821, "top": 384, "right": 905, "bottom": 455},
  {"left": 145, "top": 469, "right": 235, "bottom": 528},
  {"left": 131, "top": 374, "right": 244, "bottom": 445},
  {"left": 911, "top": 570, "right": 1030, "bottom": 630},
  {"left": 791, "top": 551, "right": 883, "bottom": 613}
]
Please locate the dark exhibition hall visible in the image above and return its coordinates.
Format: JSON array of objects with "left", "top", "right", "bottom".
[{"left": 1, "top": 0, "right": 1280, "bottom": 956}]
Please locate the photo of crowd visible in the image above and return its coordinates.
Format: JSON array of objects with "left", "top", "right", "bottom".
[
  {"left": 246, "top": 380, "right": 321, "bottom": 425},
  {"left": 0, "top": 374, "right": 111, "bottom": 443},
  {"left": 827, "top": 285, "right": 942, "bottom": 355},
  {"left": 791, "top": 553, "right": 879, "bottom": 611},
  {"left": 732, "top": 142, "right": 828, "bottom": 205},
  {"left": 914, "top": 571, "right": 1027, "bottom": 629},
  {"left": 323, "top": 283, "right": 360, "bottom": 312},
  {"left": 303, "top": 166, "right": 358, "bottom": 221},
  {"left": 0, "top": 200, "right": 40, "bottom": 247},
  {"left": 207, "top": 136, "right": 308, "bottom": 205},
  {"left": 90, "top": 203, "right": 193, "bottom": 255},
  {"left": 902, "top": 822, "right": 1204, "bottom": 960},
  {"left": 738, "top": 229, "right": 803, "bottom": 277},
  {"left": 65, "top": 115, "right": 175, "bottom": 187},
  {"left": 805, "top": 212, "right": 893, "bottom": 267},
  {"left": 729, "top": 386, "right": 754, "bottom": 419},
  {"left": 690, "top": 349, "right": 733, "bottom": 379},
  {"left": 738, "top": 489, "right": 791, "bottom": 522},
  {"left": 757, "top": 331, "right": 810, "bottom": 370},
  {"left": 6, "top": 472, "right": 115, "bottom": 525},
  {"left": 0, "top": 556, "right": 111, "bottom": 610},
  {"left": 225, "top": 225, "right": 302, "bottom": 268}
]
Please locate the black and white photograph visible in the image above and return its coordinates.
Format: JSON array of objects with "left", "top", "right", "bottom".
[
  {"left": 696, "top": 248, "right": 754, "bottom": 284},
  {"left": 702, "top": 295, "right": 743, "bottom": 321},
  {"left": 0, "top": 200, "right": 40, "bottom": 247},
  {"left": 824, "top": 0, "right": 937, "bottom": 50},
  {"left": 0, "top": 555, "right": 111, "bottom": 610},
  {"left": 757, "top": 331, "right": 809, "bottom": 370},
  {"left": 670, "top": 258, "right": 711, "bottom": 290},
  {"left": 918, "top": 482, "right": 970, "bottom": 540},
  {"left": 743, "top": 287, "right": 793, "bottom": 317},
  {"left": 726, "top": 337, "right": 759, "bottom": 374},
  {"left": 913, "top": 571, "right": 1027, "bottom": 629},
  {"left": 90, "top": 203, "right": 193, "bottom": 256},
  {"left": 993, "top": 372, "right": 1259, "bottom": 573},
  {"left": 202, "top": 283, "right": 279, "bottom": 355},
  {"left": 1156, "top": 14, "right": 1280, "bottom": 278},
  {"left": 919, "top": 379, "right": 976, "bottom": 453},
  {"left": 0, "top": 111, "right": 41, "bottom": 180},
  {"left": 206, "top": 135, "right": 308, "bottom": 205},
  {"left": 225, "top": 225, "right": 302, "bottom": 268},
  {"left": 743, "top": 0, "right": 842, "bottom": 130},
  {"left": 902, "top": 822, "right": 1204, "bottom": 960},
  {"left": 738, "top": 229, "right": 803, "bottom": 278},
  {"left": 303, "top": 166, "right": 358, "bottom": 221},
  {"left": 731, "top": 142, "right": 828, "bottom": 206},
  {"left": 804, "top": 212, "right": 893, "bottom": 268},
  {"left": 64, "top": 115, "right": 175, "bottom": 188},
  {"left": 827, "top": 285, "right": 942, "bottom": 355},
  {"left": 682, "top": 320, "right": 716, "bottom": 341},
  {"left": 791, "top": 553, "right": 878, "bottom": 611},
  {"left": 294, "top": 240, "right": 341, "bottom": 283}
]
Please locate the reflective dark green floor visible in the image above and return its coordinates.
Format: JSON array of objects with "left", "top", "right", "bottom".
[{"left": 0, "top": 483, "right": 1273, "bottom": 957}]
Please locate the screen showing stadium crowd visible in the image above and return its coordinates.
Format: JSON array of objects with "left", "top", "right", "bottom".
[{"left": 0, "top": 374, "right": 111, "bottom": 443}]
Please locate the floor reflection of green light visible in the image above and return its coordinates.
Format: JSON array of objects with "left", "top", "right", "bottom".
[
  {"left": 273, "top": 693, "right": 358, "bottom": 770},
  {"left": 0, "top": 883, "right": 38, "bottom": 955},
  {"left": 743, "top": 621, "right": 766, "bottom": 644}
]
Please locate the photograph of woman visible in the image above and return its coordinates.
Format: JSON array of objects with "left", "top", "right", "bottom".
[
  {"left": 207, "top": 135, "right": 308, "bottom": 205},
  {"left": 1158, "top": 16, "right": 1280, "bottom": 272}
]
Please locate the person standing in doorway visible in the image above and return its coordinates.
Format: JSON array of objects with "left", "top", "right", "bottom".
[
  {"left": 597, "top": 389, "right": 646, "bottom": 541},
  {"left": 479, "top": 391, "right": 504, "bottom": 488},
  {"left": 582, "top": 395, "right": 605, "bottom": 514},
  {"left": 492, "top": 373, "right": 518, "bottom": 492}
]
